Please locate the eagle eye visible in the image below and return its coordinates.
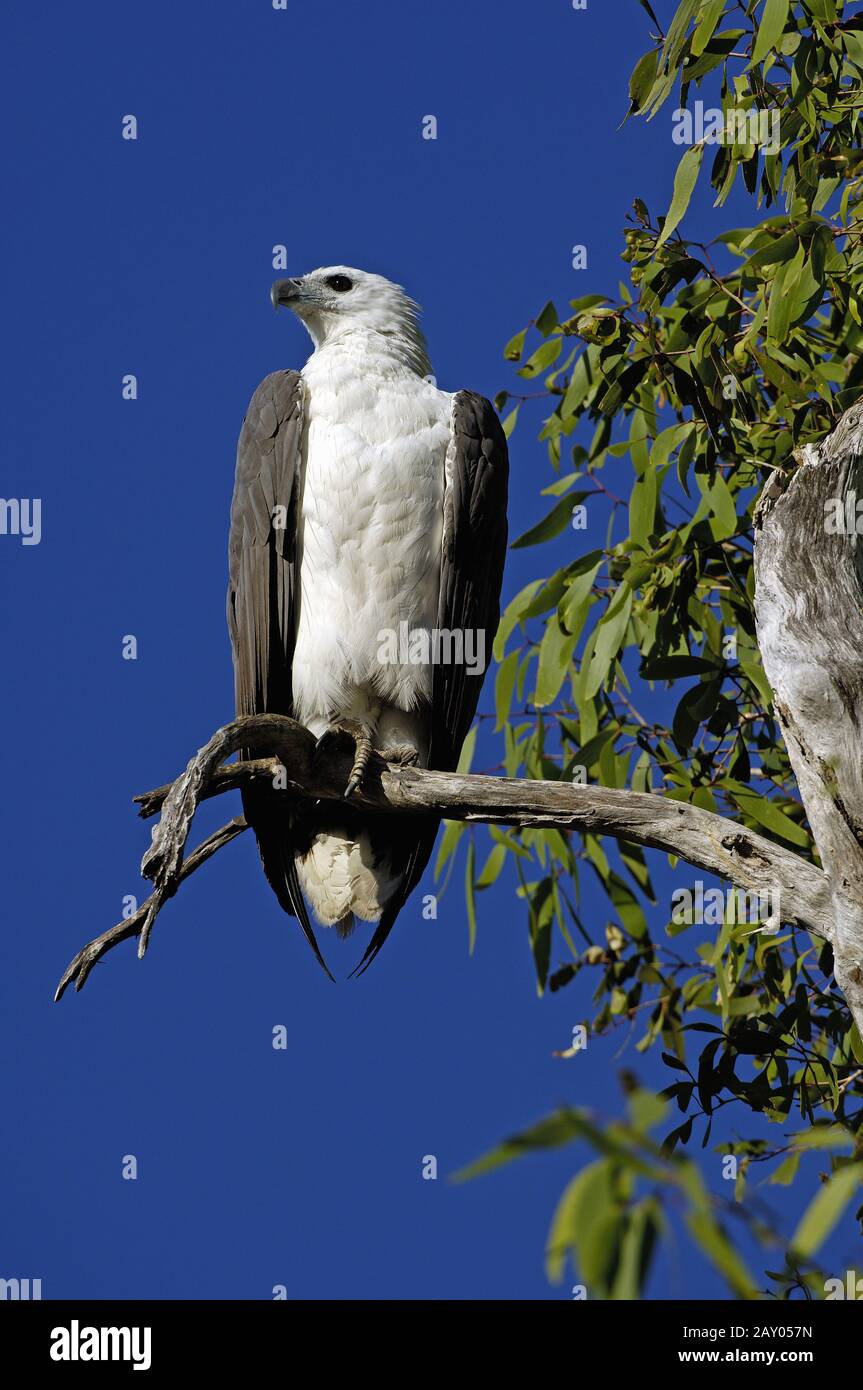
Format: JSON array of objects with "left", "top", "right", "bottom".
[{"left": 325, "top": 274, "right": 353, "bottom": 293}]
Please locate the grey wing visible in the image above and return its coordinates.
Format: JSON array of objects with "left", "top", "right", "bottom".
[
  {"left": 228, "top": 369, "right": 333, "bottom": 979},
  {"left": 429, "top": 389, "right": 510, "bottom": 770},
  {"left": 228, "top": 370, "right": 303, "bottom": 716},
  {"left": 350, "top": 389, "right": 509, "bottom": 976}
]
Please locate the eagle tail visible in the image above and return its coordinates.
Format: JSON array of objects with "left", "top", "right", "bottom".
[
  {"left": 349, "top": 820, "right": 439, "bottom": 977},
  {"left": 335, "top": 913, "right": 356, "bottom": 939},
  {"left": 243, "top": 790, "right": 335, "bottom": 981}
]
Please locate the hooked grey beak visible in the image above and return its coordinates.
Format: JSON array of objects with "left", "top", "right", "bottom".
[{"left": 271, "top": 278, "right": 303, "bottom": 309}]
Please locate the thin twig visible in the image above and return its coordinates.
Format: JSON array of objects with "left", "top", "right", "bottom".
[{"left": 54, "top": 818, "right": 248, "bottom": 1000}]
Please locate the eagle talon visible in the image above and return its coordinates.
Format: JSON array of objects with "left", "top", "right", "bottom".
[
  {"left": 314, "top": 720, "right": 374, "bottom": 797},
  {"left": 314, "top": 727, "right": 343, "bottom": 757},
  {"left": 384, "top": 743, "right": 420, "bottom": 769},
  {"left": 344, "top": 733, "right": 373, "bottom": 797}
]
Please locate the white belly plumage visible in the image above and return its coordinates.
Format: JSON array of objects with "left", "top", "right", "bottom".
[{"left": 291, "top": 348, "right": 452, "bottom": 928}]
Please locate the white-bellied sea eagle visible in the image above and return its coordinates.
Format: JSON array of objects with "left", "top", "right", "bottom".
[{"left": 227, "top": 266, "right": 509, "bottom": 976}]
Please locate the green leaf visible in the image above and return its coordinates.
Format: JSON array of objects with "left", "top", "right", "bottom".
[
  {"left": 542, "top": 470, "right": 583, "bottom": 498},
  {"left": 792, "top": 1126, "right": 854, "bottom": 1151},
  {"left": 629, "top": 49, "right": 659, "bottom": 110},
  {"left": 582, "top": 586, "right": 634, "bottom": 699},
  {"left": 494, "top": 648, "right": 520, "bottom": 731},
  {"left": 685, "top": 1208, "right": 759, "bottom": 1298},
  {"left": 546, "top": 1163, "right": 606, "bottom": 1283},
  {"left": 629, "top": 465, "right": 658, "bottom": 549},
  {"left": 651, "top": 422, "right": 691, "bottom": 471},
  {"left": 739, "top": 231, "right": 799, "bottom": 275},
  {"left": 610, "top": 1197, "right": 662, "bottom": 1299},
  {"left": 703, "top": 472, "right": 738, "bottom": 541},
  {"left": 526, "top": 876, "right": 554, "bottom": 990},
  {"left": 456, "top": 723, "right": 477, "bottom": 775},
  {"left": 535, "top": 300, "right": 559, "bottom": 336},
  {"left": 663, "top": 0, "right": 701, "bottom": 69},
  {"left": 769, "top": 1151, "right": 801, "bottom": 1186},
  {"left": 434, "top": 819, "right": 465, "bottom": 879},
  {"left": 751, "top": 0, "right": 790, "bottom": 67},
  {"left": 521, "top": 569, "right": 569, "bottom": 618},
  {"left": 504, "top": 327, "right": 527, "bottom": 362},
  {"left": 791, "top": 1163, "right": 863, "bottom": 1259},
  {"left": 767, "top": 241, "right": 805, "bottom": 344},
  {"left": 657, "top": 145, "right": 705, "bottom": 248},
  {"left": 535, "top": 615, "right": 577, "bottom": 707},
  {"left": 455, "top": 1106, "right": 658, "bottom": 1184},
  {"left": 547, "top": 1160, "right": 638, "bottom": 1294},
  {"left": 731, "top": 788, "right": 809, "bottom": 849},
  {"left": 518, "top": 337, "right": 562, "bottom": 379},
  {"left": 560, "top": 350, "right": 598, "bottom": 418},
  {"left": 569, "top": 726, "right": 618, "bottom": 776},
  {"left": 579, "top": 1209, "right": 624, "bottom": 1293},
  {"left": 455, "top": 1111, "right": 586, "bottom": 1183},
  {"left": 493, "top": 580, "right": 543, "bottom": 661},
  {"left": 511, "top": 492, "right": 587, "bottom": 549},
  {"left": 597, "top": 359, "right": 650, "bottom": 417},
  {"left": 465, "top": 840, "right": 477, "bottom": 955},
  {"left": 475, "top": 843, "right": 507, "bottom": 890},
  {"left": 691, "top": 0, "right": 725, "bottom": 58},
  {"left": 562, "top": 555, "right": 602, "bottom": 629}
]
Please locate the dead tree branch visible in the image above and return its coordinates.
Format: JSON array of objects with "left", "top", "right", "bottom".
[{"left": 56, "top": 713, "right": 832, "bottom": 999}]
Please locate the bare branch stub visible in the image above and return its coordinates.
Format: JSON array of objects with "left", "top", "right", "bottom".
[{"left": 134, "top": 759, "right": 285, "bottom": 820}]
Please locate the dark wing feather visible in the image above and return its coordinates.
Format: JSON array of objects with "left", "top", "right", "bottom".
[
  {"left": 350, "top": 390, "right": 509, "bottom": 976},
  {"left": 430, "top": 391, "right": 510, "bottom": 770},
  {"left": 228, "top": 370, "right": 333, "bottom": 979}
]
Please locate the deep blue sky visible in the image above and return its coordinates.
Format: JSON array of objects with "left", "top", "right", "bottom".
[{"left": 2, "top": 0, "right": 853, "bottom": 1301}]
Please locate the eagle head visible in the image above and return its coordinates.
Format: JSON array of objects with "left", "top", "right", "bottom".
[{"left": 270, "top": 265, "right": 430, "bottom": 374}]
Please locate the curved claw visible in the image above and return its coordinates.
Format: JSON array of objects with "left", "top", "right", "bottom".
[{"left": 314, "top": 719, "right": 374, "bottom": 798}]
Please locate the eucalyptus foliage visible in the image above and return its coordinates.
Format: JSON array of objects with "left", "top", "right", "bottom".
[{"left": 442, "top": 0, "right": 863, "bottom": 1298}]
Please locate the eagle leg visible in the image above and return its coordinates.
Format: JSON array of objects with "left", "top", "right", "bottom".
[{"left": 314, "top": 719, "right": 375, "bottom": 798}]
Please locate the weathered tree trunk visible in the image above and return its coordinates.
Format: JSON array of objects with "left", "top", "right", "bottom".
[{"left": 755, "top": 400, "right": 863, "bottom": 1036}]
